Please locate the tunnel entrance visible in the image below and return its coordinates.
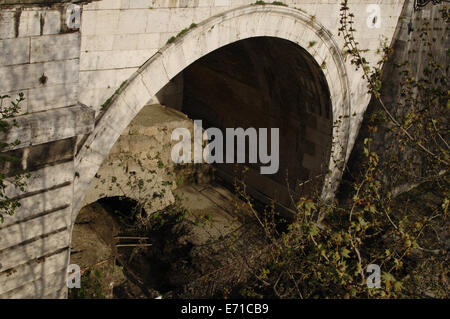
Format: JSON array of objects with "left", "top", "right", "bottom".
[
  {"left": 162, "top": 37, "right": 333, "bottom": 210},
  {"left": 71, "top": 36, "right": 335, "bottom": 298}
]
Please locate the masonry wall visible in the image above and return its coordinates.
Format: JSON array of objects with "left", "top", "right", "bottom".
[
  {"left": 0, "top": 1, "right": 94, "bottom": 298},
  {"left": 347, "top": 0, "right": 449, "bottom": 194},
  {"left": 79, "top": 0, "right": 404, "bottom": 122},
  {"left": 82, "top": 103, "right": 206, "bottom": 214},
  {"left": 0, "top": 0, "right": 406, "bottom": 298},
  {"left": 181, "top": 37, "right": 333, "bottom": 208}
]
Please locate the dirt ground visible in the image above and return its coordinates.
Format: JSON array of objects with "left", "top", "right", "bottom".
[{"left": 69, "top": 183, "right": 267, "bottom": 299}]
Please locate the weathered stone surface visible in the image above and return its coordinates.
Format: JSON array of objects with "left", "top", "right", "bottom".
[
  {"left": 0, "top": 249, "right": 68, "bottom": 296},
  {"left": 0, "top": 37, "right": 29, "bottom": 66},
  {"left": 0, "top": 185, "right": 72, "bottom": 227},
  {"left": 17, "top": 9, "right": 41, "bottom": 37},
  {"left": 0, "top": 206, "right": 71, "bottom": 251},
  {"left": 347, "top": 0, "right": 449, "bottom": 193},
  {"left": 0, "top": 137, "right": 75, "bottom": 178},
  {"left": 31, "top": 33, "right": 80, "bottom": 63},
  {"left": 75, "top": 4, "right": 361, "bottom": 217},
  {"left": 182, "top": 37, "right": 333, "bottom": 208},
  {"left": 28, "top": 83, "right": 79, "bottom": 113},
  {"left": 0, "top": 269, "right": 67, "bottom": 299},
  {"left": 82, "top": 104, "right": 193, "bottom": 213},
  {"left": 0, "top": 0, "right": 408, "bottom": 299},
  {"left": 0, "top": 229, "right": 70, "bottom": 272},
  {"left": 0, "top": 10, "right": 16, "bottom": 38},
  {"left": 1, "top": 1, "right": 70, "bottom": 4},
  {"left": 0, "top": 105, "right": 94, "bottom": 151},
  {"left": 0, "top": 59, "right": 79, "bottom": 93},
  {"left": 3, "top": 161, "right": 73, "bottom": 198}
]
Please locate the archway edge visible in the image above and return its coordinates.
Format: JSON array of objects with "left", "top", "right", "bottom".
[{"left": 73, "top": 4, "right": 351, "bottom": 219}]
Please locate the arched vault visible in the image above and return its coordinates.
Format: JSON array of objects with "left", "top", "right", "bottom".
[{"left": 74, "top": 4, "right": 351, "bottom": 220}]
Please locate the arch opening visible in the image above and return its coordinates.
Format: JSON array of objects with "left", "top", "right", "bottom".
[
  {"left": 74, "top": 5, "right": 352, "bottom": 218},
  {"left": 70, "top": 6, "right": 352, "bottom": 297},
  {"left": 70, "top": 36, "right": 335, "bottom": 298},
  {"left": 162, "top": 37, "right": 333, "bottom": 210}
]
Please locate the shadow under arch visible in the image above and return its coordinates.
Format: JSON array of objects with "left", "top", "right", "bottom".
[
  {"left": 73, "top": 4, "right": 351, "bottom": 222},
  {"left": 178, "top": 35, "right": 334, "bottom": 210}
]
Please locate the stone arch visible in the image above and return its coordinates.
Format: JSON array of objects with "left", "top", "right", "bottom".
[{"left": 73, "top": 4, "right": 351, "bottom": 221}]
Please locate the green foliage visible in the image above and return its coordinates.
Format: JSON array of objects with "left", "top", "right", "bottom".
[
  {"left": 0, "top": 93, "right": 29, "bottom": 224},
  {"left": 69, "top": 269, "right": 107, "bottom": 299},
  {"left": 237, "top": 2, "right": 449, "bottom": 299},
  {"left": 84, "top": 2, "right": 448, "bottom": 299}
]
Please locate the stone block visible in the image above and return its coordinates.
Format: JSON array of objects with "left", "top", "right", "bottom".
[
  {"left": 0, "top": 37, "right": 30, "bottom": 66},
  {"left": 28, "top": 83, "right": 78, "bottom": 113},
  {"left": 112, "top": 33, "right": 160, "bottom": 51},
  {"left": 0, "top": 206, "right": 71, "bottom": 251},
  {"left": 18, "top": 10, "right": 41, "bottom": 37},
  {"left": 0, "top": 229, "right": 70, "bottom": 272},
  {"left": 0, "top": 249, "right": 68, "bottom": 296},
  {"left": 95, "top": 10, "right": 120, "bottom": 35},
  {"left": 81, "top": 34, "right": 114, "bottom": 51},
  {"left": 30, "top": 33, "right": 80, "bottom": 63}
]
